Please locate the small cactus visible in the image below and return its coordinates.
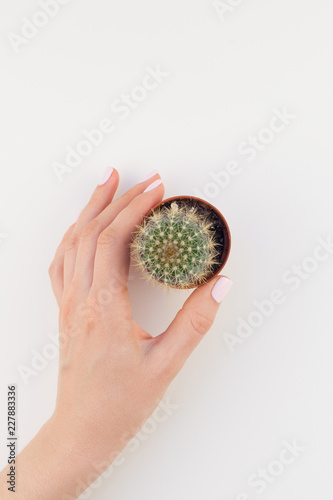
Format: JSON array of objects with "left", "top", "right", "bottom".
[{"left": 131, "top": 201, "right": 221, "bottom": 289}]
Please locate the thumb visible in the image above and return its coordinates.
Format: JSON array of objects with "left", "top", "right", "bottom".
[{"left": 152, "top": 275, "right": 233, "bottom": 377}]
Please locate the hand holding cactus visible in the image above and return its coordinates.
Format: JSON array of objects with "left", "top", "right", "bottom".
[{"left": 0, "top": 170, "right": 232, "bottom": 500}]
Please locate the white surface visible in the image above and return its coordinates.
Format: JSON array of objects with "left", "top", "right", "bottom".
[{"left": 1, "top": 0, "right": 333, "bottom": 498}]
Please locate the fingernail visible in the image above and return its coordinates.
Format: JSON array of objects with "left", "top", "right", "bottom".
[
  {"left": 211, "top": 276, "right": 233, "bottom": 303},
  {"left": 99, "top": 167, "right": 114, "bottom": 186},
  {"left": 141, "top": 170, "right": 158, "bottom": 182},
  {"left": 144, "top": 179, "right": 162, "bottom": 193}
]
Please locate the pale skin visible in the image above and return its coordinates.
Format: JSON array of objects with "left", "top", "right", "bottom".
[{"left": 0, "top": 170, "right": 232, "bottom": 499}]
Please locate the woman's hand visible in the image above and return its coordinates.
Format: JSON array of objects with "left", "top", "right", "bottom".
[{"left": 0, "top": 169, "right": 232, "bottom": 500}]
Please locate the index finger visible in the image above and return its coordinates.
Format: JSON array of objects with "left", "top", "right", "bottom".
[{"left": 92, "top": 178, "right": 164, "bottom": 294}]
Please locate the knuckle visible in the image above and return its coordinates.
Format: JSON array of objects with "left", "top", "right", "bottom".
[
  {"left": 97, "top": 227, "right": 118, "bottom": 248},
  {"left": 60, "top": 298, "right": 74, "bottom": 325},
  {"left": 66, "top": 232, "right": 81, "bottom": 252},
  {"left": 77, "top": 299, "right": 100, "bottom": 329},
  {"left": 58, "top": 226, "right": 74, "bottom": 250},
  {"left": 187, "top": 309, "right": 213, "bottom": 336},
  {"left": 48, "top": 261, "right": 57, "bottom": 278},
  {"left": 59, "top": 293, "right": 79, "bottom": 334},
  {"left": 81, "top": 219, "right": 101, "bottom": 240}
]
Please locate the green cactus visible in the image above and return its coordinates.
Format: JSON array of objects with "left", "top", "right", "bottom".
[{"left": 131, "top": 201, "right": 221, "bottom": 289}]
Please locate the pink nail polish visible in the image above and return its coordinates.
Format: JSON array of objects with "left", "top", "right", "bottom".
[
  {"left": 141, "top": 170, "right": 158, "bottom": 182},
  {"left": 144, "top": 179, "right": 162, "bottom": 193},
  {"left": 211, "top": 276, "right": 233, "bottom": 303},
  {"left": 99, "top": 167, "right": 114, "bottom": 186}
]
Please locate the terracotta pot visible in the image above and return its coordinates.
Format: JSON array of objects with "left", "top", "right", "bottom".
[{"left": 145, "top": 195, "right": 231, "bottom": 289}]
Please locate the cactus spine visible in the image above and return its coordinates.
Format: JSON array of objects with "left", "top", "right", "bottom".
[{"left": 131, "top": 201, "right": 220, "bottom": 289}]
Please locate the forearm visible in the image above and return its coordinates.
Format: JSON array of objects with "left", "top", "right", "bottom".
[{"left": 0, "top": 417, "right": 100, "bottom": 500}]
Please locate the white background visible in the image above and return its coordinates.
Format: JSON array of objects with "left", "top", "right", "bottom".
[{"left": 1, "top": 0, "right": 333, "bottom": 499}]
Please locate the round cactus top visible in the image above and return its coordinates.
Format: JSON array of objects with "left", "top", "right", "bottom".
[{"left": 131, "top": 200, "right": 222, "bottom": 289}]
